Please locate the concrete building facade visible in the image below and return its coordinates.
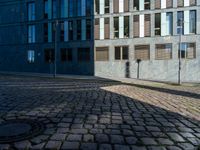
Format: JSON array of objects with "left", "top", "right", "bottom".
[{"left": 0, "top": 0, "right": 200, "bottom": 82}]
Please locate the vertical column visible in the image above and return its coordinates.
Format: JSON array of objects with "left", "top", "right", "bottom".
[
  {"left": 140, "top": 15, "right": 144, "bottom": 37},
  {"left": 151, "top": 13, "right": 155, "bottom": 36},
  {"left": 119, "top": 16, "right": 124, "bottom": 38},
  {"left": 48, "top": 23, "right": 52, "bottom": 42},
  {"left": 139, "top": 0, "right": 144, "bottom": 11},
  {"left": 82, "top": 0, "right": 86, "bottom": 16},
  {"left": 119, "top": 0, "right": 124, "bottom": 12},
  {"left": 161, "top": 0, "right": 166, "bottom": 9},
  {"left": 184, "top": 10, "right": 190, "bottom": 34},
  {"left": 100, "top": 18, "right": 105, "bottom": 39},
  {"left": 110, "top": 17, "right": 114, "bottom": 39},
  {"left": 173, "top": 11, "right": 177, "bottom": 35},
  {"left": 197, "top": 9, "right": 200, "bottom": 34},
  {"left": 64, "top": 21, "right": 68, "bottom": 41},
  {"left": 48, "top": 0, "right": 52, "bottom": 19},
  {"left": 82, "top": 19, "right": 86, "bottom": 40},
  {"left": 184, "top": 0, "right": 190, "bottom": 6},
  {"left": 100, "top": 0, "right": 105, "bottom": 14},
  {"left": 130, "top": 14, "right": 134, "bottom": 38},
  {"left": 161, "top": 13, "right": 167, "bottom": 36}
]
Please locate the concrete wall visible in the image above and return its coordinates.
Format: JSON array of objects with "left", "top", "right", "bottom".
[{"left": 94, "top": 0, "right": 200, "bottom": 82}]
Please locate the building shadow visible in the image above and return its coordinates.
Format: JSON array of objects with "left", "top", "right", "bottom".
[{"left": 0, "top": 76, "right": 199, "bottom": 149}]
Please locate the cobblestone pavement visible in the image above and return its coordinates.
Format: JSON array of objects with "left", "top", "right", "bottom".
[{"left": 0, "top": 75, "right": 199, "bottom": 150}]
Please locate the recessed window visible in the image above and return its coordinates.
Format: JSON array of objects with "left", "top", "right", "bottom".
[
  {"left": 177, "top": 11, "right": 184, "bottom": 35},
  {"left": 133, "top": 0, "right": 139, "bottom": 10},
  {"left": 61, "top": 48, "right": 73, "bottom": 62},
  {"left": 114, "top": 17, "right": 119, "bottom": 38},
  {"left": 155, "top": 13, "right": 161, "bottom": 36},
  {"left": 115, "top": 46, "right": 129, "bottom": 60},
  {"left": 179, "top": 43, "right": 196, "bottom": 59},
  {"left": 124, "top": 16, "right": 129, "bottom": 38},
  {"left": 155, "top": 44, "right": 172, "bottom": 60},
  {"left": 27, "top": 50, "right": 35, "bottom": 63},
  {"left": 135, "top": 45, "right": 150, "bottom": 60},
  {"left": 96, "top": 47, "right": 109, "bottom": 61},
  {"left": 189, "top": 10, "right": 196, "bottom": 34},
  {"left": 105, "top": 0, "right": 110, "bottom": 13},
  {"left": 144, "top": 0, "right": 150, "bottom": 10},
  {"left": 95, "top": 0, "right": 100, "bottom": 14}
]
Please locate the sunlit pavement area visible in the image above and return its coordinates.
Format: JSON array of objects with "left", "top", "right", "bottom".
[{"left": 0, "top": 75, "right": 200, "bottom": 150}]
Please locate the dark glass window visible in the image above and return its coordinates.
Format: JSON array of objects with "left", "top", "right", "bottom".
[
  {"left": 122, "top": 46, "right": 129, "bottom": 60},
  {"left": 114, "top": 17, "right": 119, "bottom": 38},
  {"left": 69, "top": 0, "right": 74, "bottom": 17},
  {"left": 86, "top": 19, "right": 91, "bottom": 40},
  {"left": 95, "top": 0, "right": 100, "bottom": 14},
  {"left": 133, "top": 0, "right": 139, "bottom": 10},
  {"left": 115, "top": 46, "right": 129, "bottom": 60},
  {"left": 78, "top": 48, "right": 90, "bottom": 62},
  {"left": 44, "top": 0, "right": 48, "bottom": 19},
  {"left": 115, "top": 47, "right": 121, "bottom": 60},
  {"left": 86, "top": 0, "right": 92, "bottom": 16},
  {"left": 105, "top": 0, "right": 110, "bottom": 13},
  {"left": 155, "top": 13, "right": 161, "bottom": 36},
  {"left": 60, "top": 22, "right": 64, "bottom": 42},
  {"left": 145, "top": 0, "right": 150, "bottom": 10},
  {"left": 68, "top": 21, "right": 73, "bottom": 41},
  {"left": 77, "top": 20, "right": 82, "bottom": 40},
  {"left": 44, "top": 49, "right": 55, "bottom": 63},
  {"left": 28, "top": 2, "right": 35, "bottom": 21},
  {"left": 52, "top": 0, "right": 57, "bottom": 19},
  {"left": 44, "top": 23, "right": 48, "bottom": 42},
  {"left": 61, "top": 48, "right": 73, "bottom": 62}
]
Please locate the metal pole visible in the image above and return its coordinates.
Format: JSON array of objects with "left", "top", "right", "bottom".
[
  {"left": 54, "top": 20, "right": 58, "bottom": 78},
  {"left": 178, "top": 19, "right": 183, "bottom": 85}
]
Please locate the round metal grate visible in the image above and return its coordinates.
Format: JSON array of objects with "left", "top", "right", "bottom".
[{"left": 0, "top": 119, "right": 45, "bottom": 144}]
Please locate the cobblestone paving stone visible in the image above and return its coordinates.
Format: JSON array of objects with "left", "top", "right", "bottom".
[{"left": 0, "top": 75, "right": 200, "bottom": 150}]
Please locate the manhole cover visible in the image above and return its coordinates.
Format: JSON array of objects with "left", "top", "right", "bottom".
[{"left": 0, "top": 119, "right": 45, "bottom": 143}]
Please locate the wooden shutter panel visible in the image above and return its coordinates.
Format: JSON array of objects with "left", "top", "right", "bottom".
[
  {"left": 187, "top": 43, "right": 195, "bottom": 59},
  {"left": 144, "top": 14, "right": 151, "bottom": 37},
  {"left": 104, "top": 18, "right": 110, "bottom": 39},
  {"left": 177, "top": 0, "right": 184, "bottom": 7},
  {"left": 155, "top": 0, "right": 161, "bottom": 9},
  {"left": 113, "top": 0, "right": 119, "bottom": 13},
  {"left": 166, "top": 0, "right": 173, "bottom": 8},
  {"left": 135, "top": 45, "right": 150, "bottom": 60},
  {"left": 124, "top": 0, "right": 129, "bottom": 12},
  {"left": 96, "top": 47, "right": 109, "bottom": 61},
  {"left": 133, "top": 15, "right": 139, "bottom": 37},
  {"left": 190, "top": 0, "right": 196, "bottom": 6},
  {"left": 95, "top": 18, "right": 99, "bottom": 40},
  {"left": 156, "top": 44, "right": 172, "bottom": 60}
]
